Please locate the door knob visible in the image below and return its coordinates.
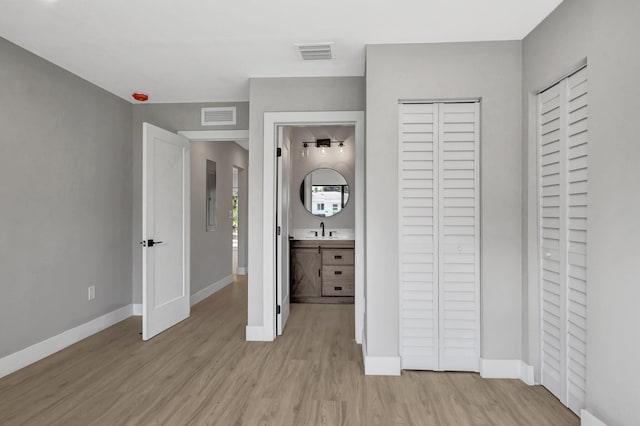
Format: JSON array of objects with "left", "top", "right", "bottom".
[{"left": 140, "top": 239, "right": 163, "bottom": 247}]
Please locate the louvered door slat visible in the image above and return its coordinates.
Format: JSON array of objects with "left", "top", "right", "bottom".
[
  {"left": 438, "top": 103, "right": 480, "bottom": 372},
  {"left": 399, "top": 103, "right": 438, "bottom": 370},
  {"left": 566, "top": 67, "right": 588, "bottom": 416},
  {"left": 538, "top": 67, "right": 588, "bottom": 417},
  {"left": 539, "top": 80, "right": 567, "bottom": 399}
]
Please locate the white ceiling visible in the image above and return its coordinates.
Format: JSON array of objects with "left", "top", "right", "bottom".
[{"left": 0, "top": 0, "right": 563, "bottom": 103}]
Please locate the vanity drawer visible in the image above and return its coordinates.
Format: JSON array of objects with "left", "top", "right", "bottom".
[
  {"left": 323, "top": 249, "right": 354, "bottom": 266},
  {"left": 322, "top": 266, "right": 355, "bottom": 296},
  {"left": 322, "top": 280, "right": 355, "bottom": 297}
]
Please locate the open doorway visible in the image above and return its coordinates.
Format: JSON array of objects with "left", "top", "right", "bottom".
[{"left": 259, "top": 111, "right": 365, "bottom": 343}]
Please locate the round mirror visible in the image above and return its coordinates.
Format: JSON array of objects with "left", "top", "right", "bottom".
[{"left": 299, "top": 168, "right": 350, "bottom": 217}]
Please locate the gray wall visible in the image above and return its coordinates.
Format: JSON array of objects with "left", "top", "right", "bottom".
[
  {"left": 290, "top": 126, "right": 356, "bottom": 230},
  {"left": 522, "top": 1, "right": 640, "bottom": 424},
  {"left": 247, "top": 77, "right": 365, "bottom": 327},
  {"left": 0, "top": 37, "right": 132, "bottom": 358},
  {"left": 131, "top": 102, "right": 249, "bottom": 303},
  {"left": 191, "top": 141, "right": 248, "bottom": 294},
  {"left": 365, "top": 42, "right": 523, "bottom": 358}
]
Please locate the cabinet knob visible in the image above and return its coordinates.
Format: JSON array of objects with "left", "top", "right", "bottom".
[
  {"left": 545, "top": 251, "right": 552, "bottom": 258},
  {"left": 457, "top": 246, "right": 463, "bottom": 252}
]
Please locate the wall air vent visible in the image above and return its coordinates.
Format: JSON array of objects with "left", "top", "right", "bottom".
[
  {"left": 296, "top": 43, "right": 334, "bottom": 61},
  {"left": 201, "top": 106, "right": 237, "bottom": 126}
]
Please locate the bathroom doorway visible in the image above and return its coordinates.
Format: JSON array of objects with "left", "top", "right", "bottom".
[{"left": 260, "top": 111, "right": 365, "bottom": 343}]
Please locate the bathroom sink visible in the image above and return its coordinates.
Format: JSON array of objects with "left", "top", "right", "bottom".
[{"left": 289, "top": 228, "right": 355, "bottom": 241}]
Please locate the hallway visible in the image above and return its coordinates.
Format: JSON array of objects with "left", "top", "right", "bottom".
[{"left": 0, "top": 276, "right": 578, "bottom": 425}]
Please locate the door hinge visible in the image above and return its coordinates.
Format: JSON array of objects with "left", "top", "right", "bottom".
[
  {"left": 276, "top": 226, "right": 281, "bottom": 236},
  {"left": 276, "top": 305, "right": 281, "bottom": 315},
  {"left": 276, "top": 147, "right": 282, "bottom": 157}
]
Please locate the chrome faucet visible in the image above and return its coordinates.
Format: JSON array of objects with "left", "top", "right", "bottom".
[{"left": 320, "top": 222, "right": 325, "bottom": 237}]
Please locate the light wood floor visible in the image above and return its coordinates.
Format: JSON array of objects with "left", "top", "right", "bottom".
[{"left": 0, "top": 276, "right": 578, "bottom": 425}]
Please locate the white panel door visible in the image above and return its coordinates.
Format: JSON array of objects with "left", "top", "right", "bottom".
[
  {"left": 538, "top": 67, "right": 588, "bottom": 416},
  {"left": 438, "top": 102, "right": 480, "bottom": 372},
  {"left": 399, "top": 102, "right": 480, "bottom": 372},
  {"left": 142, "top": 123, "right": 191, "bottom": 341},
  {"left": 399, "top": 103, "right": 439, "bottom": 370},
  {"left": 276, "top": 127, "right": 291, "bottom": 335}
]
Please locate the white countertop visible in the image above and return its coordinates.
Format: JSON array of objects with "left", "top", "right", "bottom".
[{"left": 289, "top": 228, "right": 355, "bottom": 241}]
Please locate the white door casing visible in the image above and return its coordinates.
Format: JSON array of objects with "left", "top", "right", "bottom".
[
  {"left": 276, "top": 126, "right": 291, "bottom": 334},
  {"left": 399, "top": 102, "right": 480, "bottom": 372},
  {"left": 142, "top": 123, "right": 191, "bottom": 341},
  {"left": 259, "top": 111, "right": 365, "bottom": 343}
]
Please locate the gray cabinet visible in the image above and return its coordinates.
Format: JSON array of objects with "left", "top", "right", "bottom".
[
  {"left": 290, "top": 240, "right": 354, "bottom": 304},
  {"left": 290, "top": 247, "right": 321, "bottom": 298}
]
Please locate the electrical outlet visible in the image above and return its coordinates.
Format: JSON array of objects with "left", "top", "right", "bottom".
[{"left": 88, "top": 285, "right": 95, "bottom": 301}]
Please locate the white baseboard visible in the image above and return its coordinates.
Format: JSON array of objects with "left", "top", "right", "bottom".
[
  {"left": 519, "top": 361, "right": 535, "bottom": 385},
  {"left": 0, "top": 304, "right": 133, "bottom": 379},
  {"left": 362, "top": 335, "right": 401, "bottom": 376},
  {"left": 245, "top": 325, "right": 271, "bottom": 341},
  {"left": 132, "top": 303, "right": 142, "bottom": 316},
  {"left": 237, "top": 267, "right": 247, "bottom": 275},
  {"left": 581, "top": 410, "right": 607, "bottom": 426},
  {"left": 480, "top": 359, "right": 535, "bottom": 385},
  {"left": 191, "top": 274, "right": 234, "bottom": 306}
]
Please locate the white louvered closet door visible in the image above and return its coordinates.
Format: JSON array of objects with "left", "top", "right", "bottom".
[
  {"left": 399, "top": 102, "right": 480, "bottom": 372},
  {"left": 399, "top": 103, "right": 439, "bottom": 370},
  {"left": 438, "top": 103, "right": 480, "bottom": 372},
  {"left": 538, "top": 67, "right": 588, "bottom": 416}
]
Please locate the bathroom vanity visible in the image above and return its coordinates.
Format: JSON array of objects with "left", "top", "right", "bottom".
[{"left": 290, "top": 239, "right": 355, "bottom": 304}]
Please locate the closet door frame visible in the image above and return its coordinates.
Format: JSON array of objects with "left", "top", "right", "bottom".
[{"left": 398, "top": 99, "right": 481, "bottom": 372}]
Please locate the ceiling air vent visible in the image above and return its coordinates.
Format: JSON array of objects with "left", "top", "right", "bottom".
[
  {"left": 296, "top": 43, "right": 334, "bottom": 61},
  {"left": 201, "top": 106, "right": 237, "bottom": 126}
]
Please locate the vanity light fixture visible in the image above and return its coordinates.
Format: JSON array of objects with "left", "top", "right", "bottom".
[{"left": 300, "top": 138, "right": 344, "bottom": 159}]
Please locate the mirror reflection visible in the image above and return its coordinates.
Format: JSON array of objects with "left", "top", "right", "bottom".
[{"left": 299, "top": 168, "right": 349, "bottom": 217}]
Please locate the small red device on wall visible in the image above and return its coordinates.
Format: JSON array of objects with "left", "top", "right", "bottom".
[{"left": 132, "top": 93, "right": 149, "bottom": 102}]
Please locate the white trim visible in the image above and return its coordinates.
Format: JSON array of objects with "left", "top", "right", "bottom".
[
  {"left": 0, "top": 305, "right": 133, "bottom": 379},
  {"left": 178, "top": 129, "right": 249, "bottom": 142},
  {"left": 536, "top": 60, "right": 588, "bottom": 95},
  {"left": 479, "top": 359, "right": 535, "bottom": 385},
  {"left": 191, "top": 274, "right": 234, "bottom": 306},
  {"left": 245, "top": 326, "right": 271, "bottom": 342},
  {"left": 179, "top": 129, "right": 249, "bottom": 151},
  {"left": 133, "top": 304, "right": 143, "bottom": 316},
  {"left": 398, "top": 98, "right": 481, "bottom": 104},
  {"left": 581, "top": 410, "right": 607, "bottom": 426},
  {"left": 261, "top": 111, "right": 365, "bottom": 343},
  {"left": 362, "top": 335, "right": 401, "bottom": 376},
  {"left": 237, "top": 266, "right": 247, "bottom": 275},
  {"left": 519, "top": 361, "right": 535, "bottom": 385}
]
